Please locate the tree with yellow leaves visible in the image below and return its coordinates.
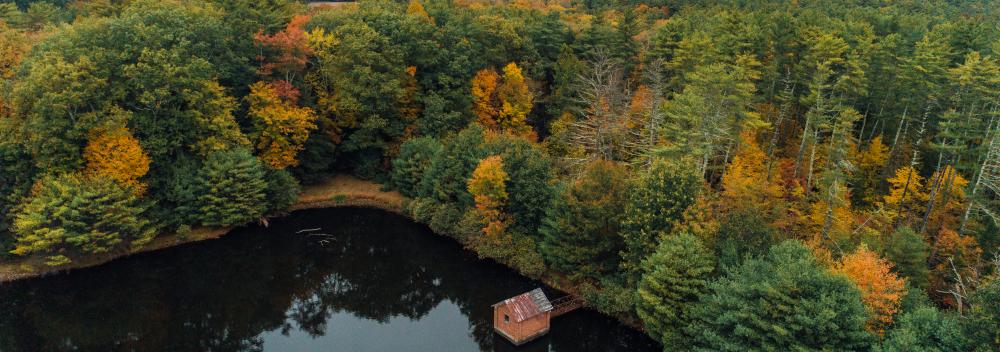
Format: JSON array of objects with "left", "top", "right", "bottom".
[
  {"left": 853, "top": 136, "right": 890, "bottom": 207},
  {"left": 835, "top": 245, "right": 906, "bottom": 335},
  {"left": 468, "top": 155, "right": 509, "bottom": 240},
  {"left": 921, "top": 165, "right": 968, "bottom": 233},
  {"left": 883, "top": 166, "right": 928, "bottom": 224},
  {"left": 497, "top": 62, "right": 535, "bottom": 138},
  {"left": 246, "top": 81, "right": 318, "bottom": 169},
  {"left": 406, "top": 0, "right": 432, "bottom": 23},
  {"left": 83, "top": 125, "right": 152, "bottom": 195},
  {"left": 721, "top": 132, "right": 783, "bottom": 213},
  {"left": 470, "top": 63, "right": 535, "bottom": 139}
]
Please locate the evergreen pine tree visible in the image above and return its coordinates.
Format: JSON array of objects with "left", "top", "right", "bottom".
[
  {"left": 636, "top": 233, "right": 714, "bottom": 348},
  {"left": 194, "top": 149, "right": 268, "bottom": 226}
]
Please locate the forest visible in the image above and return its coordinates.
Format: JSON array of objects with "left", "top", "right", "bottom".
[{"left": 0, "top": 0, "right": 999, "bottom": 350}]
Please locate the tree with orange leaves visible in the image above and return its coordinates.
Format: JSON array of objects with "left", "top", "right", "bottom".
[
  {"left": 468, "top": 155, "right": 509, "bottom": 240},
  {"left": 83, "top": 125, "right": 152, "bottom": 195},
  {"left": 246, "top": 81, "right": 318, "bottom": 169},
  {"left": 254, "top": 15, "right": 313, "bottom": 82},
  {"left": 470, "top": 63, "right": 535, "bottom": 139},
  {"left": 835, "top": 245, "right": 906, "bottom": 335},
  {"left": 471, "top": 68, "right": 500, "bottom": 129}
]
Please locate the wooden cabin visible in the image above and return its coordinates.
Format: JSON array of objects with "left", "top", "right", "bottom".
[{"left": 492, "top": 288, "right": 553, "bottom": 346}]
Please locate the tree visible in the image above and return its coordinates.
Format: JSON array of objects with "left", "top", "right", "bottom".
[
  {"left": 965, "top": 277, "right": 1000, "bottom": 351},
  {"left": 687, "top": 241, "right": 873, "bottom": 351},
  {"left": 253, "top": 14, "right": 312, "bottom": 82},
  {"left": 305, "top": 17, "right": 406, "bottom": 173},
  {"left": 620, "top": 160, "right": 701, "bottom": 283},
  {"left": 83, "top": 123, "right": 152, "bottom": 195},
  {"left": 636, "top": 233, "right": 714, "bottom": 348},
  {"left": 879, "top": 306, "right": 968, "bottom": 352},
  {"left": 405, "top": 0, "right": 431, "bottom": 23},
  {"left": 496, "top": 62, "right": 535, "bottom": 138},
  {"left": 854, "top": 136, "right": 890, "bottom": 207},
  {"left": 246, "top": 80, "right": 317, "bottom": 169},
  {"left": 391, "top": 137, "right": 442, "bottom": 197},
  {"left": 192, "top": 149, "right": 268, "bottom": 227},
  {"left": 720, "top": 132, "right": 783, "bottom": 212},
  {"left": 835, "top": 245, "right": 907, "bottom": 335},
  {"left": 13, "top": 0, "right": 250, "bottom": 172},
  {"left": 467, "top": 155, "right": 509, "bottom": 239},
  {"left": 540, "top": 160, "right": 629, "bottom": 281},
  {"left": 470, "top": 63, "right": 535, "bottom": 138},
  {"left": 712, "top": 208, "right": 778, "bottom": 269},
  {"left": 11, "top": 173, "right": 156, "bottom": 266},
  {"left": 884, "top": 226, "right": 931, "bottom": 290},
  {"left": 471, "top": 68, "right": 501, "bottom": 129},
  {"left": 660, "top": 55, "right": 761, "bottom": 179},
  {"left": 884, "top": 166, "right": 928, "bottom": 224}
]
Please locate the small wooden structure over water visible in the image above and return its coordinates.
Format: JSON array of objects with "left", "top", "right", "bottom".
[{"left": 492, "top": 288, "right": 584, "bottom": 346}]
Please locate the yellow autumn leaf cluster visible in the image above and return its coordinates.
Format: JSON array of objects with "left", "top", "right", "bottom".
[
  {"left": 83, "top": 126, "right": 151, "bottom": 194},
  {"left": 247, "top": 81, "right": 318, "bottom": 169}
]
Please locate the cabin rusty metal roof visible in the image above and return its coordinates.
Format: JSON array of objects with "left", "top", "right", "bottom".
[{"left": 493, "top": 288, "right": 552, "bottom": 322}]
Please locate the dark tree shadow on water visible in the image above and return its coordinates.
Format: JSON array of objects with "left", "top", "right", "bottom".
[{"left": 0, "top": 208, "right": 657, "bottom": 352}]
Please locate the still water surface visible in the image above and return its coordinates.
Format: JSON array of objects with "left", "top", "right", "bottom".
[{"left": 0, "top": 208, "right": 658, "bottom": 351}]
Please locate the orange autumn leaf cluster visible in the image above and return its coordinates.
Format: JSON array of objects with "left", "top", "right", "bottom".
[
  {"left": 835, "top": 245, "right": 906, "bottom": 335},
  {"left": 254, "top": 15, "right": 313, "bottom": 80},
  {"left": 247, "top": 81, "right": 318, "bottom": 169},
  {"left": 83, "top": 126, "right": 151, "bottom": 195},
  {"left": 470, "top": 62, "right": 535, "bottom": 139}
]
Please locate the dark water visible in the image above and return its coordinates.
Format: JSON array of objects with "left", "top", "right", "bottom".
[{"left": 0, "top": 208, "right": 658, "bottom": 352}]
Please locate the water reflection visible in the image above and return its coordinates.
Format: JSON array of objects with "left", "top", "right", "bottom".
[{"left": 0, "top": 208, "right": 658, "bottom": 352}]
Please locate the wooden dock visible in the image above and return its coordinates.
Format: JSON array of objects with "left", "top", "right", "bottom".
[{"left": 550, "top": 295, "right": 584, "bottom": 317}]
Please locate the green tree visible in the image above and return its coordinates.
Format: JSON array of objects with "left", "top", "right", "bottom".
[
  {"left": 391, "top": 137, "right": 442, "bottom": 197},
  {"left": 620, "top": 160, "right": 702, "bottom": 283},
  {"left": 418, "top": 124, "right": 487, "bottom": 208},
  {"left": 636, "top": 232, "right": 714, "bottom": 348},
  {"left": 879, "top": 306, "right": 968, "bottom": 352},
  {"left": 540, "top": 160, "right": 629, "bottom": 281},
  {"left": 11, "top": 173, "right": 156, "bottom": 266},
  {"left": 263, "top": 166, "right": 299, "bottom": 213},
  {"left": 687, "top": 241, "right": 873, "bottom": 351},
  {"left": 713, "top": 209, "right": 777, "bottom": 269},
  {"left": 965, "top": 277, "right": 1000, "bottom": 352},
  {"left": 884, "top": 226, "right": 931, "bottom": 290},
  {"left": 193, "top": 149, "right": 268, "bottom": 227}
]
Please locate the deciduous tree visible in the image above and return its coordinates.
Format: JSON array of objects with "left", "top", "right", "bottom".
[
  {"left": 836, "top": 245, "right": 907, "bottom": 335},
  {"left": 246, "top": 80, "right": 317, "bottom": 169}
]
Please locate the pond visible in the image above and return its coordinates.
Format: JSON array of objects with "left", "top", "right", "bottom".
[{"left": 0, "top": 208, "right": 659, "bottom": 352}]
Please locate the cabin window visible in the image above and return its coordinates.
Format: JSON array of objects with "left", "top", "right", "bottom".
[{"left": 504, "top": 314, "right": 509, "bottom": 324}]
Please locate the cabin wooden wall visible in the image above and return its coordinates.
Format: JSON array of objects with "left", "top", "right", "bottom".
[{"left": 493, "top": 305, "right": 551, "bottom": 345}]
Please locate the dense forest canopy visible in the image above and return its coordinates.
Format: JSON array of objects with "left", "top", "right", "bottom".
[{"left": 1, "top": 0, "right": 999, "bottom": 350}]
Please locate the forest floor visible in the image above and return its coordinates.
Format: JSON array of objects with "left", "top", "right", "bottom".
[{"left": 0, "top": 174, "right": 406, "bottom": 283}]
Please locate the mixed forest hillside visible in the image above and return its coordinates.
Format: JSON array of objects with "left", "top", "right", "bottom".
[{"left": 0, "top": 0, "right": 999, "bottom": 350}]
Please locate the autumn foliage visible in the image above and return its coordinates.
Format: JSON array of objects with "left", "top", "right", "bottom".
[
  {"left": 470, "top": 62, "right": 535, "bottom": 139},
  {"left": 254, "top": 15, "right": 313, "bottom": 81},
  {"left": 83, "top": 126, "right": 152, "bottom": 194},
  {"left": 835, "top": 245, "right": 907, "bottom": 335},
  {"left": 246, "top": 81, "right": 318, "bottom": 169},
  {"left": 468, "top": 155, "right": 509, "bottom": 240}
]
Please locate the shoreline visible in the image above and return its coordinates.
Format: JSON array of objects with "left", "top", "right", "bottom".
[
  {"left": 0, "top": 174, "right": 644, "bottom": 331},
  {"left": 0, "top": 175, "right": 408, "bottom": 284}
]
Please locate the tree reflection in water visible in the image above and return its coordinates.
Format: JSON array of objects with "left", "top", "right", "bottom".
[{"left": 0, "top": 208, "right": 657, "bottom": 352}]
